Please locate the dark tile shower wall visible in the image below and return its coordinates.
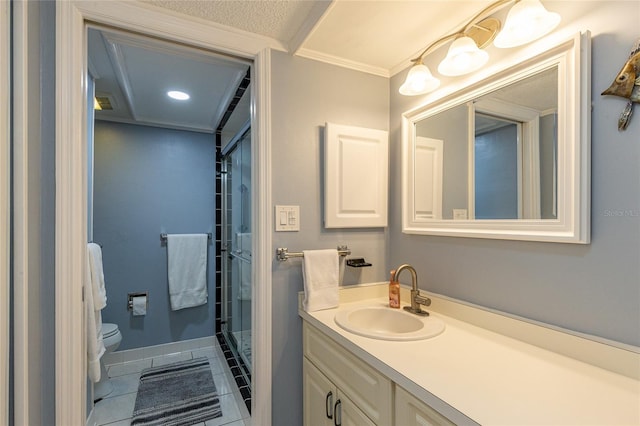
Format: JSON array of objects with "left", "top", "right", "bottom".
[{"left": 215, "top": 139, "right": 223, "bottom": 333}]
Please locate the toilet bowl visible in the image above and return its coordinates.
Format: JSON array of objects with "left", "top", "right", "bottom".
[{"left": 94, "top": 323, "right": 122, "bottom": 400}]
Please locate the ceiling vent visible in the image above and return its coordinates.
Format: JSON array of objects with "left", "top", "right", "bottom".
[{"left": 95, "top": 96, "right": 114, "bottom": 110}]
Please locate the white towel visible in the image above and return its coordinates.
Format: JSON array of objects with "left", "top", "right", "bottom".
[
  {"left": 167, "top": 234, "right": 208, "bottom": 310},
  {"left": 87, "top": 243, "right": 107, "bottom": 310},
  {"left": 85, "top": 253, "right": 105, "bottom": 382},
  {"left": 302, "top": 249, "right": 339, "bottom": 312}
]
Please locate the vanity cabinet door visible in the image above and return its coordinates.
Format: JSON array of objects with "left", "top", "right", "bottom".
[
  {"left": 304, "top": 358, "right": 375, "bottom": 426},
  {"left": 336, "top": 390, "right": 376, "bottom": 426},
  {"left": 303, "top": 358, "right": 335, "bottom": 426},
  {"left": 395, "top": 385, "right": 456, "bottom": 426},
  {"left": 303, "top": 323, "right": 392, "bottom": 425}
]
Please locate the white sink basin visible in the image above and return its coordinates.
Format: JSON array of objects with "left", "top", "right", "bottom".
[{"left": 334, "top": 306, "right": 445, "bottom": 341}]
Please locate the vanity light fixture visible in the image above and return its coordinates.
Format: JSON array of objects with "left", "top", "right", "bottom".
[
  {"left": 399, "top": 60, "right": 441, "bottom": 96},
  {"left": 399, "top": 0, "right": 560, "bottom": 96},
  {"left": 167, "top": 90, "right": 190, "bottom": 100},
  {"left": 437, "top": 35, "right": 489, "bottom": 77}
]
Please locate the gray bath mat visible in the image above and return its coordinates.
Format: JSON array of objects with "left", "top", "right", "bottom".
[{"left": 131, "top": 357, "right": 222, "bottom": 426}]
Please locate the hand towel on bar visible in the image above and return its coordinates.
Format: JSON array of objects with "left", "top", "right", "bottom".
[
  {"left": 302, "top": 249, "right": 339, "bottom": 312},
  {"left": 87, "top": 242, "right": 107, "bottom": 310},
  {"left": 85, "top": 249, "right": 105, "bottom": 382},
  {"left": 167, "top": 234, "right": 208, "bottom": 310}
]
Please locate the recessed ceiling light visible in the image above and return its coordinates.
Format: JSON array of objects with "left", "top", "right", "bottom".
[{"left": 167, "top": 90, "right": 190, "bottom": 101}]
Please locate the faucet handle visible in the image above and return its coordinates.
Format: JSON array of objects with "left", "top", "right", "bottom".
[{"left": 415, "top": 293, "right": 431, "bottom": 307}]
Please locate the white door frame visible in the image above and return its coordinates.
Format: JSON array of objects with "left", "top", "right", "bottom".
[
  {"left": 56, "top": 2, "right": 275, "bottom": 424},
  {"left": 0, "top": 1, "right": 10, "bottom": 424}
]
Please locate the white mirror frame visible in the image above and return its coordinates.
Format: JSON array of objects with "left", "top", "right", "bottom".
[{"left": 402, "top": 32, "right": 590, "bottom": 244}]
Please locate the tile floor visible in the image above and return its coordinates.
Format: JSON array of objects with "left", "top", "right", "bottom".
[{"left": 92, "top": 342, "right": 251, "bottom": 426}]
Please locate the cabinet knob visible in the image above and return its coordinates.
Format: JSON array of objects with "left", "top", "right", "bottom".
[
  {"left": 325, "top": 391, "right": 333, "bottom": 419},
  {"left": 334, "top": 399, "right": 342, "bottom": 426}
]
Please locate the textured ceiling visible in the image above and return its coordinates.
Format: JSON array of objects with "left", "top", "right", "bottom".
[
  {"left": 144, "top": 0, "right": 321, "bottom": 42},
  {"left": 142, "top": 1, "right": 571, "bottom": 79},
  {"left": 143, "top": 0, "right": 501, "bottom": 76}
]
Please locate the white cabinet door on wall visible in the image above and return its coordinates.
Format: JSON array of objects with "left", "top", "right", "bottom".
[{"left": 324, "top": 122, "right": 388, "bottom": 228}]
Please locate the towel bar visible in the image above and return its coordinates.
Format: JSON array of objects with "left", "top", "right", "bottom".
[
  {"left": 160, "top": 233, "right": 212, "bottom": 244},
  {"left": 276, "top": 245, "right": 350, "bottom": 261}
]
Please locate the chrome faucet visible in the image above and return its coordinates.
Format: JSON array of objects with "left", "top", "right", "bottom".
[{"left": 392, "top": 264, "right": 431, "bottom": 316}]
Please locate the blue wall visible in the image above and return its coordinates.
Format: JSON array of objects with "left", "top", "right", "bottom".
[
  {"left": 474, "top": 124, "right": 518, "bottom": 219},
  {"left": 270, "top": 51, "right": 390, "bottom": 426},
  {"left": 93, "top": 121, "right": 216, "bottom": 350}
]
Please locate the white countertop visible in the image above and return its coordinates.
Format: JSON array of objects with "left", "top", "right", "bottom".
[{"left": 299, "top": 285, "right": 640, "bottom": 425}]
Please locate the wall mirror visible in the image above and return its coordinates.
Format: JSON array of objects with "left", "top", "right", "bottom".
[{"left": 402, "top": 32, "right": 590, "bottom": 243}]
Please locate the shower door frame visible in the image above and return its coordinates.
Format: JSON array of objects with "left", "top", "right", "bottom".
[
  {"left": 221, "top": 122, "right": 253, "bottom": 383},
  {"left": 54, "top": 2, "right": 274, "bottom": 424}
]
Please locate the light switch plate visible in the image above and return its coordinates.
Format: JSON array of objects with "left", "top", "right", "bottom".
[{"left": 275, "top": 205, "right": 300, "bottom": 231}]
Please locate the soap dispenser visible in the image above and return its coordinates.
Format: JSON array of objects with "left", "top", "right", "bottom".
[{"left": 389, "top": 269, "right": 400, "bottom": 308}]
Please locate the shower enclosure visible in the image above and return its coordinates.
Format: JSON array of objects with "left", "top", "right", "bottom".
[{"left": 221, "top": 125, "right": 252, "bottom": 384}]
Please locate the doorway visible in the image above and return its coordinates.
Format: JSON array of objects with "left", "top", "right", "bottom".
[
  {"left": 56, "top": 2, "right": 272, "bottom": 424},
  {"left": 87, "top": 25, "right": 252, "bottom": 425}
]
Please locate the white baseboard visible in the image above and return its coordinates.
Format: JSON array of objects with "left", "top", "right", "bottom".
[{"left": 103, "top": 335, "right": 216, "bottom": 366}]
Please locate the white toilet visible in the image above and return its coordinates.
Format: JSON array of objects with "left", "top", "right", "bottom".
[{"left": 94, "top": 322, "right": 122, "bottom": 400}]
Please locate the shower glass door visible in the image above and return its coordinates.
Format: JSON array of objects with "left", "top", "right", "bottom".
[{"left": 222, "top": 128, "right": 252, "bottom": 380}]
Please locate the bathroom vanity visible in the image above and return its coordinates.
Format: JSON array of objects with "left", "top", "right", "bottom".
[{"left": 299, "top": 283, "right": 639, "bottom": 425}]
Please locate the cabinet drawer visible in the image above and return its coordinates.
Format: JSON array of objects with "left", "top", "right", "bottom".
[
  {"left": 395, "top": 385, "right": 456, "bottom": 426},
  {"left": 303, "top": 323, "right": 392, "bottom": 425}
]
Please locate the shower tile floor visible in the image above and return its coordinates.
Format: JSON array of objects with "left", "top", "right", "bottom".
[{"left": 92, "top": 342, "right": 251, "bottom": 426}]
